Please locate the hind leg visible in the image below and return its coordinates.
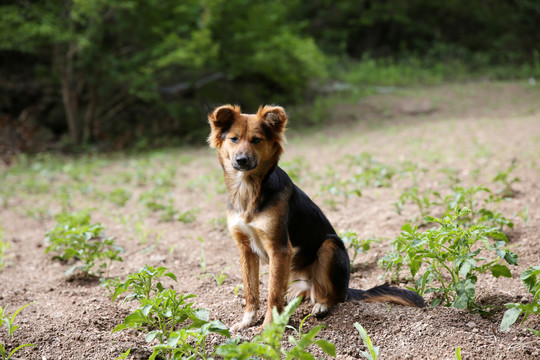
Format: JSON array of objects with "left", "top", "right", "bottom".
[
  {"left": 309, "top": 236, "right": 350, "bottom": 316},
  {"left": 286, "top": 271, "right": 311, "bottom": 303}
]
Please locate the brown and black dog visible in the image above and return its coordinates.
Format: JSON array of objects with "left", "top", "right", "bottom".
[{"left": 208, "top": 104, "right": 424, "bottom": 331}]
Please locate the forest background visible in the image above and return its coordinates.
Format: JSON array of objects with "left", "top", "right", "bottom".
[{"left": 1, "top": 0, "right": 539, "bottom": 153}]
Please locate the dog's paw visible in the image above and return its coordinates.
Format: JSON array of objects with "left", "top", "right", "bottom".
[
  {"left": 230, "top": 310, "right": 257, "bottom": 332},
  {"left": 286, "top": 280, "right": 311, "bottom": 303},
  {"left": 311, "top": 303, "right": 329, "bottom": 317}
]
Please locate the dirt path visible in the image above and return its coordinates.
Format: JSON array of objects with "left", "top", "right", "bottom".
[{"left": 1, "top": 81, "right": 539, "bottom": 359}]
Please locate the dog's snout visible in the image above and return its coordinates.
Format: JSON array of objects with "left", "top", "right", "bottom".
[
  {"left": 232, "top": 153, "right": 257, "bottom": 171},
  {"left": 236, "top": 155, "right": 249, "bottom": 166}
]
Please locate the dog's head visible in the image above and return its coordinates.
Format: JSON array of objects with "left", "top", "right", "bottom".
[{"left": 208, "top": 104, "right": 288, "bottom": 172}]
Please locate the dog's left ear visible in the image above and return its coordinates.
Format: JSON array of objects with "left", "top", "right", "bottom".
[{"left": 257, "top": 105, "right": 288, "bottom": 138}]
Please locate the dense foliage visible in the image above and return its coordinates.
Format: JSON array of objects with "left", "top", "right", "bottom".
[{"left": 1, "top": 0, "right": 539, "bottom": 149}]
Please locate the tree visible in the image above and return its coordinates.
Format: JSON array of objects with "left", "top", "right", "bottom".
[{"left": 0, "top": 0, "right": 217, "bottom": 145}]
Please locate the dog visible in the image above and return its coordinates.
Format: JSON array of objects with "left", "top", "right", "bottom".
[{"left": 208, "top": 104, "right": 424, "bottom": 331}]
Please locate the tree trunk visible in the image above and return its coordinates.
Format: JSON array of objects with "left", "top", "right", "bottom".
[{"left": 56, "top": 43, "right": 81, "bottom": 144}]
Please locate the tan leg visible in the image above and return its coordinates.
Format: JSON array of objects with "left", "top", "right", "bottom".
[
  {"left": 263, "top": 245, "right": 292, "bottom": 327},
  {"left": 230, "top": 231, "right": 260, "bottom": 331},
  {"left": 310, "top": 238, "right": 343, "bottom": 316}
]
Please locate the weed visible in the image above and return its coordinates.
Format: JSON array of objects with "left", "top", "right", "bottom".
[
  {"left": 176, "top": 209, "right": 198, "bottom": 224},
  {"left": 343, "top": 153, "right": 396, "bottom": 188},
  {"left": 500, "top": 266, "right": 540, "bottom": 337},
  {"left": 106, "top": 188, "right": 132, "bottom": 207},
  {"left": 0, "top": 229, "right": 11, "bottom": 271},
  {"left": 202, "top": 267, "right": 229, "bottom": 286},
  {"left": 354, "top": 322, "right": 379, "bottom": 360},
  {"left": 0, "top": 302, "right": 35, "bottom": 360},
  {"left": 111, "top": 265, "right": 177, "bottom": 303},
  {"left": 216, "top": 297, "right": 336, "bottom": 359},
  {"left": 112, "top": 266, "right": 229, "bottom": 359},
  {"left": 380, "top": 208, "right": 518, "bottom": 310},
  {"left": 115, "top": 348, "right": 131, "bottom": 360},
  {"left": 493, "top": 161, "right": 520, "bottom": 198},
  {"left": 318, "top": 166, "right": 361, "bottom": 209},
  {"left": 138, "top": 188, "right": 170, "bottom": 212},
  {"left": 198, "top": 237, "right": 206, "bottom": 274},
  {"left": 340, "top": 232, "right": 379, "bottom": 271},
  {"left": 44, "top": 211, "right": 124, "bottom": 277},
  {"left": 517, "top": 205, "right": 529, "bottom": 223},
  {"left": 394, "top": 186, "right": 440, "bottom": 221}
]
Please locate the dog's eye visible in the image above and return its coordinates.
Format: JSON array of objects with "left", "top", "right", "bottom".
[
  {"left": 251, "top": 137, "right": 262, "bottom": 144},
  {"left": 229, "top": 137, "right": 239, "bottom": 144}
]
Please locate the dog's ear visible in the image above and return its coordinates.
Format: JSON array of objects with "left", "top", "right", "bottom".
[
  {"left": 257, "top": 105, "right": 288, "bottom": 139},
  {"left": 208, "top": 104, "right": 241, "bottom": 148}
]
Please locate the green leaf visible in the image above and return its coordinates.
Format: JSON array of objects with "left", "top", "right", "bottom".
[
  {"left": 141, "top": 304, "right": 153, "bottom": 317},
  {"left": 503, "top": 251, "right": 519, "bottom": 265},
  {"left": 112, "top": 323, "right": 127, "bottom": 333},
  {"left": 491, "top": 264, "right": 512, "bottom": 278},
  {"left": 168, "top": 332, "right": 181, "bottom": 347},
  {"left": 165, "top": 272, "right": 178, "bottom": 282},
  {"left": 193, "top": 308, "right": 209, "bottom": 322},
  {"left": 500, "top": 307, "right": 521, "bottom": 331},
  {"left": 315, "top": 339, "right": 336, "bottom": 357},
  {"left": 520, "top": 267, "right": 540, "bottom": 294},
  {"left": 145, "top": 330, "right": 161, "bottom": 343}
]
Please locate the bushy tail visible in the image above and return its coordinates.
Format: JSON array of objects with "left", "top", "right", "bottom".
[{"left": 347, "top": 284, "right": 425, "bottom": 308}]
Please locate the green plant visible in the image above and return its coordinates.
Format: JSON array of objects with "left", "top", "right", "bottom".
[
  {"left": 493, "top": 161, "right": 520, "bottom": 198},
  {"left": 354, "top": 322, "right": 379, "bottom": 360},
  {"left": 455, "top": 347, "right": 462, "bottom": 360},
  {"left": 318, "top": 167, "right": 361, "bottom": 209},
  {"left": 0, "top": 228, "right": 11, "bottom": 271},
  {"left": 202, "top": 267, "right": 229, "bottom": 286},
  {"left": 198, "top": 237, "right": 206, "bottom": 274},
  {"left": 500, "top": 266, "right": 540, "bottom": 337},
  {"left": 380, "top": 208, "right": 518, "bottom": 310},
  {"left": 340, "top": 232, "right": 379, "bottom": 271},
  {"left": 176, "top": 209, "right": 198, "bottom": 224},
  {"left": 111, "top": 265, "right": 177, "bottom": 303},
  {"left": 517, "top": 205, "right": 529, "bottom": 223},
  {"left": 216, "top": 297, "right": 336, "bottom": 359},
  {"left": 115, "top": 348, "right": 131, "bottom": 360},
  {"left": 0, "top": 303, "right": 35, "bottom": 360},
  {"left": 343, "top": 153, "right": 396, "bottom": 188},
  {"left": 107, "top": 188, "right": 132, "bottom": 207},
  {"left": 394, "top": 186, "right": 440, "bottom": 222},
  {"left": 112, "top": 266, "right": 229, "bottom": 360},
  {"left": 44, "top": 211, "right": 124, "bottom": 276}
]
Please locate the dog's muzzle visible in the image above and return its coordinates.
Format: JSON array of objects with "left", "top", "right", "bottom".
[{"left": 232, "top": 154, "right": 257, "bottom": 171}]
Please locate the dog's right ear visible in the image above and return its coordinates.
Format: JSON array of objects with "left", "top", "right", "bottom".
[{"left": 207, "top": 104, "right": 241, "bottom": 148}]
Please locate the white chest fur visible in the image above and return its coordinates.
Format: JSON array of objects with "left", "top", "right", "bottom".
[{"left": 228, "top": 212, "right": 270, "bottom": 263}]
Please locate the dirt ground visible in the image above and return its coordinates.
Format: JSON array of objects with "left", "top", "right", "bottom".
[{"left": 1, "top": 81, "right": 540, "bottom": 359}]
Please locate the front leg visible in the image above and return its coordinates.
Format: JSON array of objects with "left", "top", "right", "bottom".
[
  {"left": 263, "top": 242, "right": 292, "bottom": 327},
  {"left": 230, "top": 230, "right": 260, "bottom": 332}
]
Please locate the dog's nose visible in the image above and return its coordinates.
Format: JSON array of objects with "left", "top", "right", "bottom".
[{"left": 235, "top": 155, "right": 249, "bottom": 166}]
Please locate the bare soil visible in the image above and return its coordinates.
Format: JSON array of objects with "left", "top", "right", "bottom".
[{"left": 1, "top": 81, "right": 540, "bottom": 359}]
